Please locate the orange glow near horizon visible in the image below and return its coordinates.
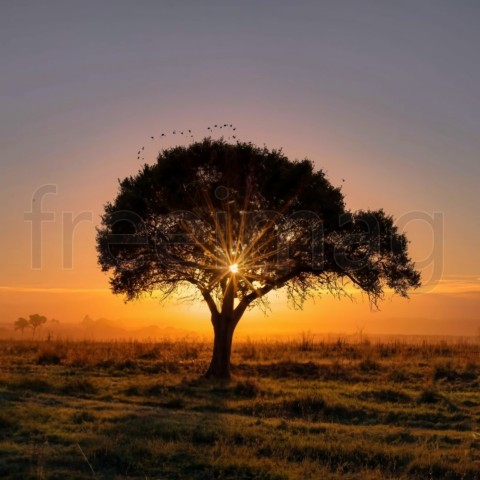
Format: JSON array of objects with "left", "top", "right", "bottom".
[
  {"left": 1, "top": 275, "right": 479, "bottom": 338},
  {"left": 1, "top": 135, "right": 479, "bottom": 338}
]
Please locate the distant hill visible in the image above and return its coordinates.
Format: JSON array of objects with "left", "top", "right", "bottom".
[{"left": 0, "top": 316, "right": 200, "bottom": 341}]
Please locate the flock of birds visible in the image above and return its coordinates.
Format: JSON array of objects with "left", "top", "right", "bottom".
[{"left": 136, "top": 124, "right": 238, "bottom": 161}]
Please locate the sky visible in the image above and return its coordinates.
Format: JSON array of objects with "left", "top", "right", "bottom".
[{"left": 1, "top": 0, "right": 479, "bottom": 337}]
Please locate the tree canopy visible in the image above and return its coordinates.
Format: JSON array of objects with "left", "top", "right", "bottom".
[
  {"left": 97, "top": 138, "right": 420, "bottom": 378},
  {"left": 14, "top": 317, "right": 29, "bottom": 334},
  {"left": 14, "top": 313, "right": 48, "bottom": 337}
]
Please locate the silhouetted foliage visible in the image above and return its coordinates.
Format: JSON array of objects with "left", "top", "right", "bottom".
[
  {"left": 97, "top": 138, "right": 420, "bottom": 378},
  {"left": 14, "top": 317, "right": 29, "bottom": 335},
  {"left": 14, "top": 314, "right": 48, "bottom": 338},
  {"left": 28, "top": 314, "right": 48, "bottom": 338}
]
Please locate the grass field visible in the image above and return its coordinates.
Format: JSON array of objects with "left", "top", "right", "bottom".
[{"left": 0, "top": 337, "right": 479, "bottom": 479}]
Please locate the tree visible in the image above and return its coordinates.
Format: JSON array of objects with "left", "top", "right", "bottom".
[
  {"left": 97, "top": 138, "right": 420, "bottom": 378},
  {"left": 14, "top": 317, "right": 29, "bottom": 335},
  {"left": 28, "top": 313, "right": 47, "bottom": 338}
]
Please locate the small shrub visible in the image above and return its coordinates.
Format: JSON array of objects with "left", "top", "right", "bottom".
[
  {"left": 36, "top": 349, "right": 63, "bottom": 365},
  {"left": 416, "top": 388, "right": 443, "bottom": 404}
]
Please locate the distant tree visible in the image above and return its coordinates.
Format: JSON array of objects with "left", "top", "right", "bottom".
[
  {"left": 14, "top": 317, "right": 29, "bottom": 335},
  {"left": 97, "top": 138, "right": 420, "bottom": 378},
  {"left": 28, "top": 314, "right": 48, "bottom": 339}
]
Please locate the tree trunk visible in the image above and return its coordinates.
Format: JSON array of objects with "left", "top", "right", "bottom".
[{"left": 205, "top": 316, "right": 235, "bottom": 380}]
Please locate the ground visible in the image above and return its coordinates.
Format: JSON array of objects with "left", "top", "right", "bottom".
[{"left": 0, "top": 338, "right": 479, "bottom": 479}]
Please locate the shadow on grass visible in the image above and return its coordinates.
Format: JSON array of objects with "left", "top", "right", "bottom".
[{"left": 87, "top": 379, "right": 287, "bottom": 480}]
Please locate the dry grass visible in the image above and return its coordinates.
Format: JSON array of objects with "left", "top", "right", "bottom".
[{"left": 0, "top": 337, "right": 479, "bottom": 479}]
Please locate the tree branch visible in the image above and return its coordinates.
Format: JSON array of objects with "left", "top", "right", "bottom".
[{"left": 201, "top": 289, "right": 219, "bottom": 318}]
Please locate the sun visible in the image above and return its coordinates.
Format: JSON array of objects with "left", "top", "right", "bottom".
[{"left": 229, "top": 263, "right": 239, "bottom": 274}]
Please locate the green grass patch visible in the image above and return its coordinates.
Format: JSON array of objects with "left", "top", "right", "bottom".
[{"left": 0, "top": 338, "right": 479, "bottom": 479}]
